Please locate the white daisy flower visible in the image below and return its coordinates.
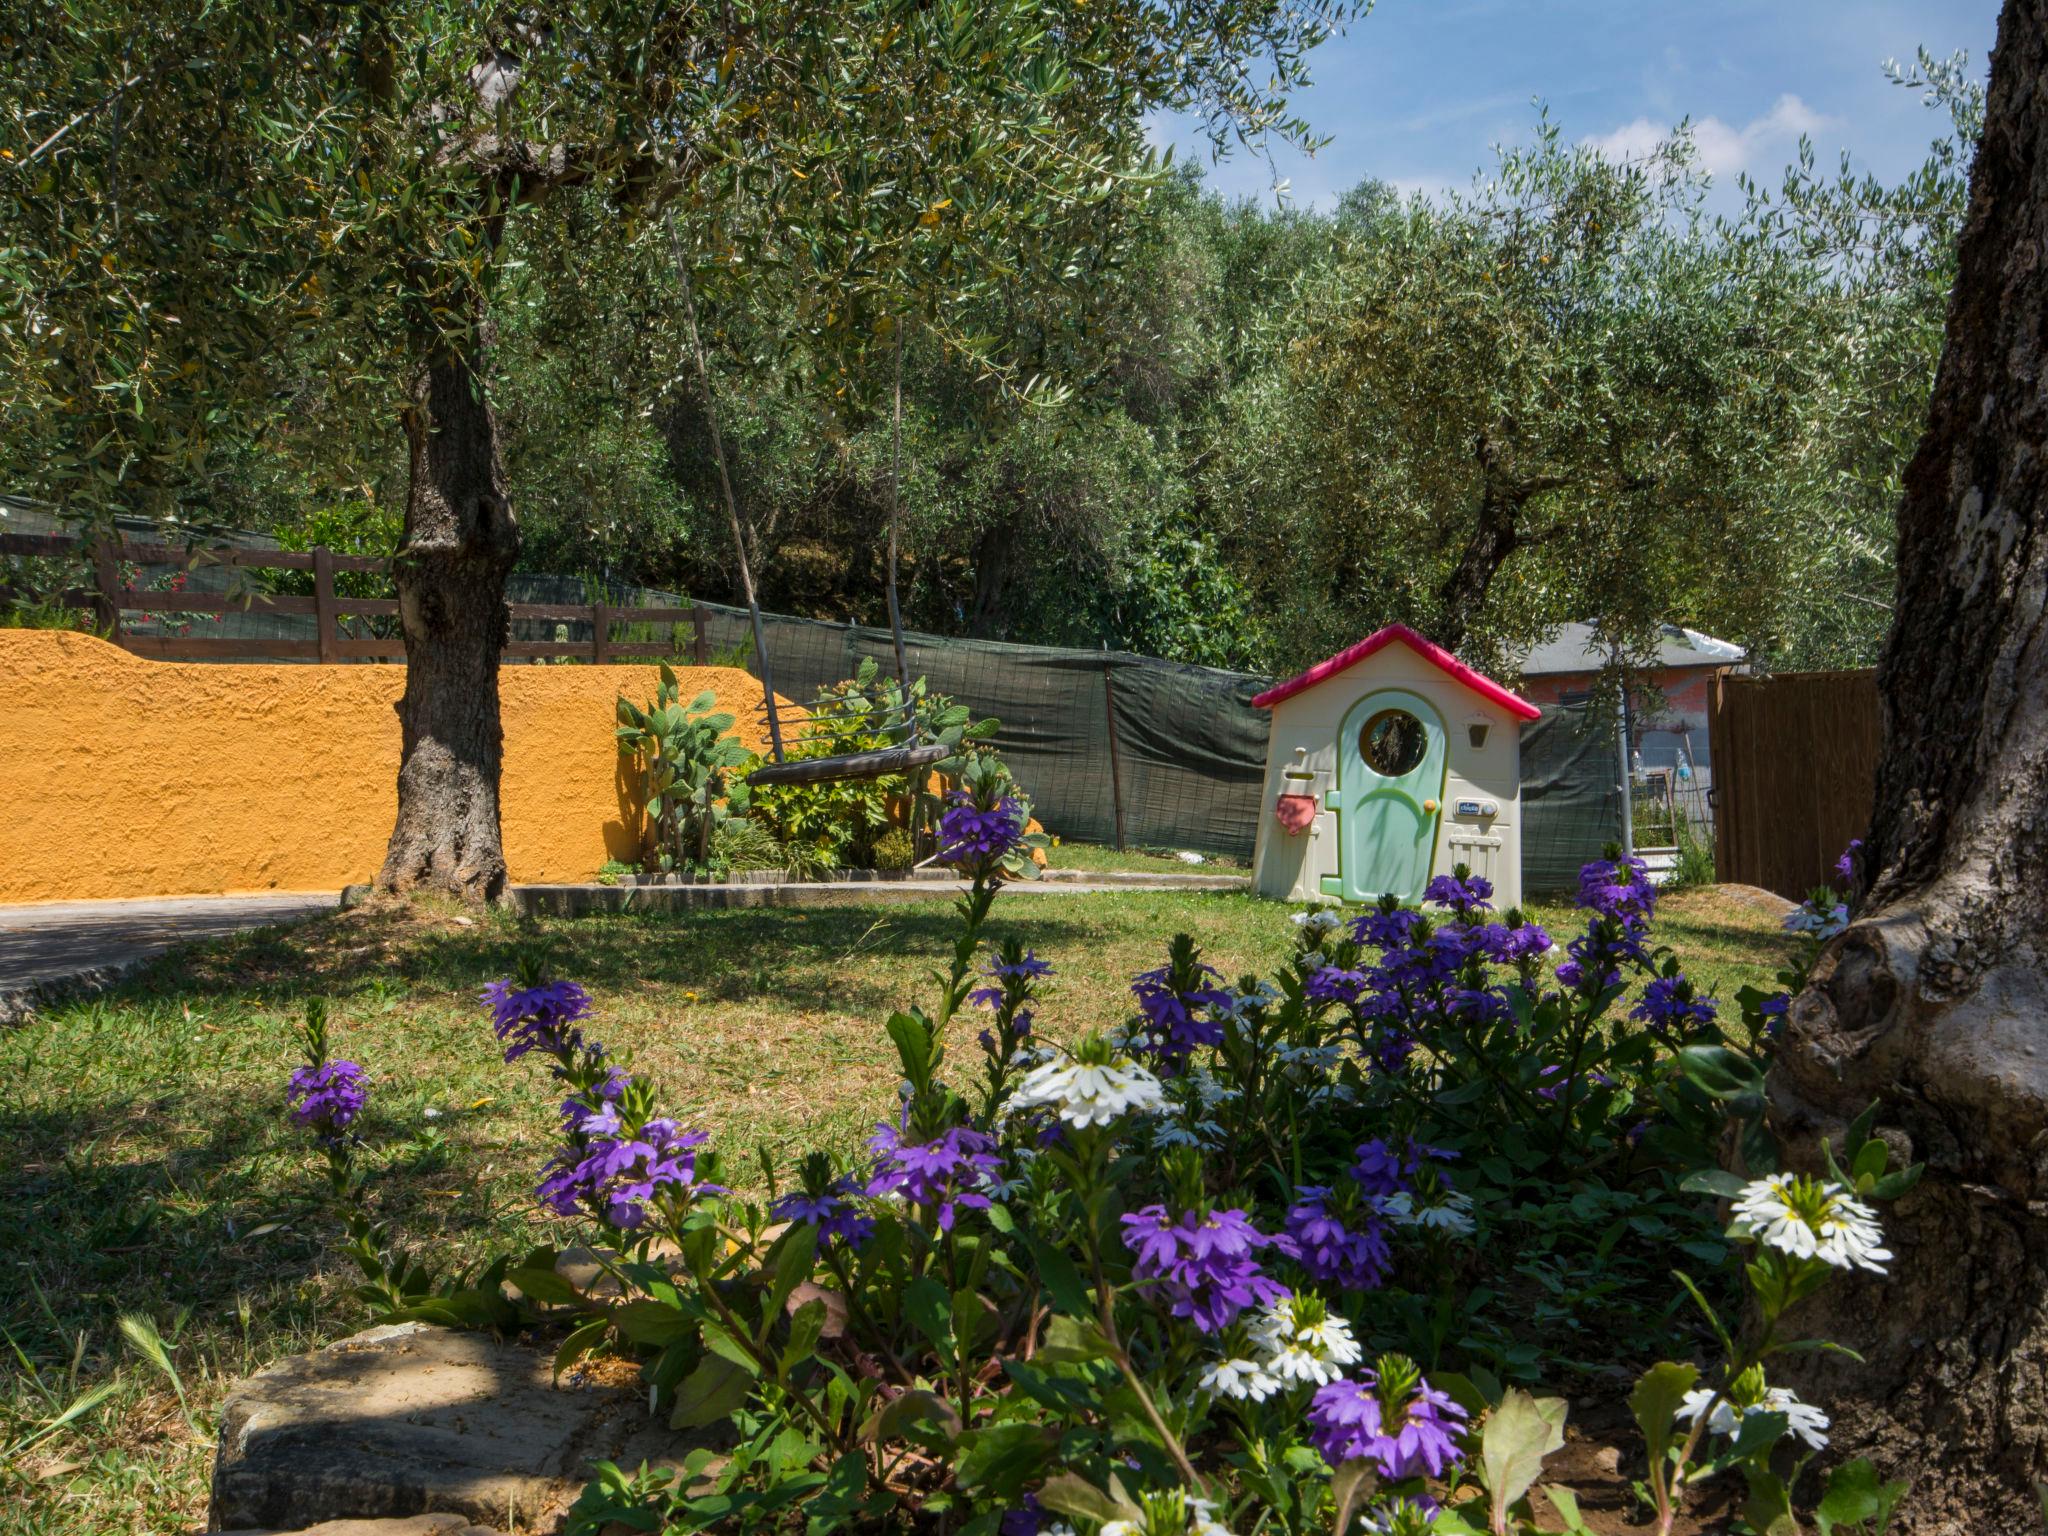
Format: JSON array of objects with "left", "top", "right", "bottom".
[
  {"left": 1380, "top": 1187, "right": 1477, "bottom": 1237},
  {"left": 1103, "top": 1493, "right": 1229, "bottom": 1536},
  {"left": 1291, "top": 909, "right": 1346, "bottom": 943},
  {"left": 1007, "top": 1049, "right": 1165, "bottom": 1129},
  {"left": 1249, "top": 1296, "right": 1363, "bottom": 1386},
  {"left": 1677, "top": 1384, "right": 1830, "bottom": 1451},
  {"left": 1197, "top": 1353, "right": 1282, "bottom": 1402},
  {"left": 1731, "top": 1172, "right": 1891, "bottom": 1273}
]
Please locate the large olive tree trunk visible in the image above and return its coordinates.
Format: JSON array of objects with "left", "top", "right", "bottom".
[
  {"left": 1767, "top": 4, "right": 2048, "bottom": 1527},
  {"left": 374, "top": 323, "right": 520, "bottom": 903}
]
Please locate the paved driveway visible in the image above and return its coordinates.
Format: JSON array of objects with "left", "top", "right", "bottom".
[{"left": 0, "top": 893, "right": 339, "bottom": 1004}]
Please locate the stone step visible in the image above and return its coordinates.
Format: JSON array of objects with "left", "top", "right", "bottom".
[{"left": 211, "top": 1322, "right": 692, "bottom": 1535}]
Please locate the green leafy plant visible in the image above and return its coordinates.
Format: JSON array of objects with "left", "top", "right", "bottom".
[
  {"left": 872, "top": 827, "right": 918, "bottom": 872},
  {"left": 615, "top": 666, "right": 755, "bottom": 872},
  {"left": 750, "top": 659, "right": 1004, "bottom": 868}
]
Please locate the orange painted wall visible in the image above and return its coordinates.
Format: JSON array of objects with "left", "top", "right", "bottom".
[{"left": 0, "top": 630, "right": 783, "bottom": 904}]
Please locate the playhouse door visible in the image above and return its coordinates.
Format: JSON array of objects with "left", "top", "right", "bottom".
[{"left": 1331, "top": 690, "right": 1446, "bottom": 904}]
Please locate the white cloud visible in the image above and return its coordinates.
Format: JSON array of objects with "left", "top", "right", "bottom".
[{"left": 1584, "top": 93, "right": 1832, "bottom": 178}]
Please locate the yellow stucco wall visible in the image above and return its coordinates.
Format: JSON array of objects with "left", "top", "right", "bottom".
[{"left": 0, "top": 629, "right": 782, "bottom": 904}]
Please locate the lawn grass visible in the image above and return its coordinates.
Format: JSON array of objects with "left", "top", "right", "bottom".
[{"left": 0, "top": 878, "right": 1793, "bottom": 1535}]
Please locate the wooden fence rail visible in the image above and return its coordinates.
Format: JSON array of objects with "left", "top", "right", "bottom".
[
  {"left": 1706, "top": 667, "right": 1881, "bottom": 900},
  {"left": 0, "top": 530, "right": 713, "bottom": 666}
]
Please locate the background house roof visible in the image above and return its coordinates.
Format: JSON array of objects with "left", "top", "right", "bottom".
[{"left": 1512, "top": 622, "right": 1746, "bottom": 677}]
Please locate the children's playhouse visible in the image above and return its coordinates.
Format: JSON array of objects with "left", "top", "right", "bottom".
[{"left": 1250, "top": 625, "right": 1541, "bottom": 909}]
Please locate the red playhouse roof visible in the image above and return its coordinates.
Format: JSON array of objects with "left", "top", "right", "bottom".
[{"left": 1251, "top": 624, "right": 1541, "bottom": 720}]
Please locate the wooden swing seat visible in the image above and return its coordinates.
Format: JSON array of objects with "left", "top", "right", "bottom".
[{"left": 745, "top": 740, "right": 951, "bottom": 788}]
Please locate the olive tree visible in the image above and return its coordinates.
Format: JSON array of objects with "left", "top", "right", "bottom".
[
  {"left": 1768, "top": 4, "right": 2048, "bottom": 1527},
  {"left": 2, "top": 0, "right": 1357, "bottom": 899}
]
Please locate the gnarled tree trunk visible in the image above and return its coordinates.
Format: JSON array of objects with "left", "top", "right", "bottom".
[
  {"left": 375, "top": 321, "right": 520, "bottom": 903},
  {"left": 1768, "top": 4, "right": 2048, "bottom": 1528}
]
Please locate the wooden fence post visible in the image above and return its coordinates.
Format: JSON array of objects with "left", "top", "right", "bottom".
[
  {"left": 592, "top": 600, "right": 613, "bottom": 665},
  {"left": 312, "top": 545, "right": 340, "bottom": 662},
  {"left": 691, "top": 604, "right": 710, "bottom": 664},
  {"left": 89, "top": 531, "right": 121, "bottom": 639}
]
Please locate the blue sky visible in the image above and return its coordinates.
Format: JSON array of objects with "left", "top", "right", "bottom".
[{"left": 1163, "top": 0, "right": 1998, "bottom": 211}]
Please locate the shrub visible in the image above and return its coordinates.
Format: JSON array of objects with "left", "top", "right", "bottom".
[
  {"left": 872, "top": 826, "right": 918, "bottom": 871},
  {"left": 291, "top": 819, "right": 1905, "bottom": 1536},
  {"left": 749, "top": 658, "right": 1005, "bottom": 865},
  {"left": 713, "top": 816, "right": 789, "bottom": 873},
  {"left": 1663, "top": 817, "right": 1716, "bottom": 891}
]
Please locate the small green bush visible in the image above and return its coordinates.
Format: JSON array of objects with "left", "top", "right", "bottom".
[
  {"left": 871, "top": 826, "right": 918, "bottom": 871},
  {"left": 1664, "top": 818, "right": 1717, "bottom": 891},
  {"left": 713, "top": 817, "right": 788, "bottom": 872}
]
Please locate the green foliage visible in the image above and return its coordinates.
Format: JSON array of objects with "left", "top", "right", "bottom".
[
  {"left": 1664, "top": 820, "right": 1717, "bottom": 892},
  {"left": 615, "top": 666, "right": 754, "bottom": 872},
  {"left": 712, "top": 816, "right": 789, "bottom": 874},
  {"left": 871, "top": 827, "right": 918, "bottom": 872},
  {"left": 749, "top": 658, "right": 1001, "bottom": 868}
]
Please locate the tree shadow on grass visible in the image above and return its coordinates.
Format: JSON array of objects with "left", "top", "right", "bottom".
[{"left": 101, "top": 900, "right": 1160, "bottom": 1022}]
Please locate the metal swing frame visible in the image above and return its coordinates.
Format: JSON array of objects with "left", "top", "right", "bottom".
[{"left": 670, "top": 221, "right": 947, "bottom": 790}]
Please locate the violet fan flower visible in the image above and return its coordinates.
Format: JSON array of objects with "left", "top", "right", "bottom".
[
  {"left": 1128, "top": 937, "right": 1235, "bottom": 1074},
  {"left": 864, "top": 1122, "right": 1003, "bottom": 1233},
  {"left": 936, "top": 793, "right": 1027, "bottom": 873},
  {"left": 1308, "top": 1354, "right": 1468, "bottom": 1479},
  {"left": 1283, "top": 1186, "right": 1392, "bottom": 1291},
  {"left": 536, "top": 1120, "right": 715, "bottom": 1231},
  {"left": 286, "top": 1059, "right": 368, "bottom": 1142},
  {"left": 1632, "top": 974, "right": 1718, "bottom": 1037},
  {"left": 1423, "top": 870, "right": 1494, "bottom": 917},
  {"left": 1120, "top": 1203, "right": 1292, "bottom": 1333},
  {"left": 772, "top": 1185, "right": 875, "bottom": 1250},
  {"left": 481, "top": 977, "right": 594, "bottom": 1064}
]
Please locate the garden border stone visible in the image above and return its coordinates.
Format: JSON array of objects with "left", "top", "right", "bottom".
[
  {"left": 209, "top": 1321, "right": 691, "bottom": 1535},
  {"left": 501, "top": 872, "right": 1248, "bottom": 917}
]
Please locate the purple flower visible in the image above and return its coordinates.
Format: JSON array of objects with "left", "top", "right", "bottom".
[
  {"left": 1495, "top": 922, "right": 1555, "bottom": 965},
  {"left": 1575, "top": 856, "right": 1658, "bottom": 928},
  {"left": 865, "top": 1122, "right": 1002, "bottom": 1232},
  {"left": 1834, "top": 839, "right": 1863, "bottom": 885},
  {"left": 1534, "top": 1065, "right": 1614, "bottom": 1103},
  {"left": 560, "top": 1065, "right": 632, "bottom": 1136},
  {"left": 286, "top": 1060, "right": 368, "bottom": 1140},
  {"left": 1424, "top": 871, "right": 1494, "bottom": 916},
  {"left": 1351, "top": 905, "right": 1423, "bottom": 951},
  {"left": 1284, "top": 1187, "right": 1392, "bottom": 1291},
  {"left": 1129, "top": 958, "right": 1234, "bottom": 1072},
  {"left": 971, "top": 948, "right": 1052, "bottom": 1010},
  {"left": 481, "top": 978, "right": 593, "bottom": 1064},
  {"left": 537, "top": 1120, "right": 714, "bottom": 1230},
  {"left": 1120, "top": 1204, "right": 1291, "bottom": 1333},
  {"left": 1306, "top": 965, "right": 1371, "bottom": 1006},
  {"left": 937, "top": 794, "right": 1027, "bottom": 871},
  {"left": 1632, "top": 975, "right": 1717, "bottom": 1037},
  {"left": 773, "top": 1185, "right": 875, "bottom": 1250},
  {"left": 1308, "top": 1356, "right": 1468, "bottom": 1478},
  {"left": 1349, "top": 1137, "right": 1454, "bottom": 1200},
  {"left": 1758, "top": 992, "right": 1790, "bottom": 1039}
]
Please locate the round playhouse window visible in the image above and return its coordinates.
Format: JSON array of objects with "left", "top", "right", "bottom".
[{"left": 1360, "top": 708, "right": 1428, "bottom": 776}]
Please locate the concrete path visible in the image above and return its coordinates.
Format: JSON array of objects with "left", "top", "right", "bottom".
[{"left": 0, "top": 892, "right": 340, "bottom": 1016}]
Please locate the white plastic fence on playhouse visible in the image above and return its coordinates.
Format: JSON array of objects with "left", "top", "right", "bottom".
[{"left": 1250, "top": 625, "right": 1542, "bottom": 910}]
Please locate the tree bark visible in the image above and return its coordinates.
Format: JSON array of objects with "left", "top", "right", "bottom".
[
  {"left": 1766, "top": 5, "right": 2048, "bottom": 1527},
  {"left": 374, "top": 318, "right": 520, "bottom": 903},
  {"left": 1433, "top": 483, "right": 1520, "bottom": 656}
]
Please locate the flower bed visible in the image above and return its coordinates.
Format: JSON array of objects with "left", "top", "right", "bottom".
[{"left": 280, "top": 778, "right": 1909, "bottom": 1536}]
